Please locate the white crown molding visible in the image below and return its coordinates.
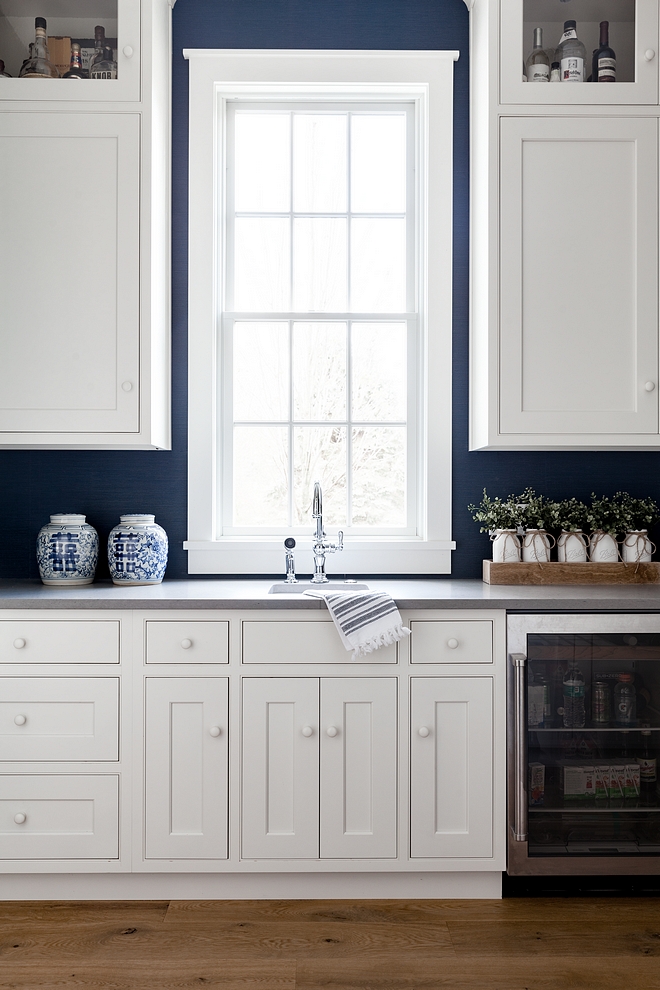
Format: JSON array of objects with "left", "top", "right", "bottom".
[{"left": 463, "top": 0, "right": 474, "bottom": 10}]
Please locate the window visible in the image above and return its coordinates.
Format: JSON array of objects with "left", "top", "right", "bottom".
[{"left": 185, "top": 50, "right": 457, "bottom": 574}]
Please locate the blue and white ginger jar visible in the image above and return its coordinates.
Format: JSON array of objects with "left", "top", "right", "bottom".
[
  {"left": 108, "top": 514, "right": 168, "bottom": 586},
  {"left": 36, "top": 514, "right": 99, "bottom": 587}
]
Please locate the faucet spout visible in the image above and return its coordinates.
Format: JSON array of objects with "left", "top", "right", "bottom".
[
  {"left": 310, "top": 481, "right": 343, "bottom": 583},
  {"left": 312, "top": 480, "right": 324, "bottom": 541}
]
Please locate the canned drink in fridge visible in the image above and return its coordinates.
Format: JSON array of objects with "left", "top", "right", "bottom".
[{"left": 592, "top": 680, "right": 611, "bottom": 724}]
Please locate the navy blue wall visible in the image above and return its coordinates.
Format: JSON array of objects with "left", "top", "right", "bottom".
[{"left": 0, "top": 0, "right": 655, "bottom": 580}]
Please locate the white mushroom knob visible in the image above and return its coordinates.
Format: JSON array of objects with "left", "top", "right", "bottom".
[
  {"left": 326, "top": 726, "right": 338, "bottom": 737},
  {"left": 301, "top": 726, "right": 313, "bottom": 737},
  {"left": 123, "top": 45, "right": 134, "bottom": 58},
  {"left": 13, "top": 638, "right": 25, "bottom": 649},
  {"left": 645, "top": 49, "right": 656, "bottom": 61},
  {"left": 14, "top": 813, "right": 26, "bottom": 825},
  {"left": 418, "top": 726, "right": 430, "bottom": 738},
  {"left": 447, "top": 638, "right": 459, "bottom": 649},
  {"left": 209, "top": 726, "right": 221, "bottom": 737},
  {"left": 14, "top": 715, "right": 27, "bottom": 726},
  {"left": 121, "top": 381, "right": 133, "bottom": 392},
  {"left": 645, "top": 381, "right": 656, "bottom": 392},
  {"left": 181, "top": 639, "right": 193, "bottom": 649}
]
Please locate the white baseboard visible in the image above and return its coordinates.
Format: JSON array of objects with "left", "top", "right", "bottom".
[{"left": 0, "top": 871, "right": 502, "bottom": 900}]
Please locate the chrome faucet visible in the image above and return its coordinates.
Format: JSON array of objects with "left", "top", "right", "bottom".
[{"left": 311, "top": 481, "right": 343, "bottom": 583}]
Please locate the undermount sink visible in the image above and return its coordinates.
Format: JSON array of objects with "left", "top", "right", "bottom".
[{"left": 268, "top": 582, "right": 369, "bottom": 594}]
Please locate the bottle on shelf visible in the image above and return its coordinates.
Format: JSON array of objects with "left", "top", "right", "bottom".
[
  {"left": 88, "top": 25, "right": 107, "bottom": 78},
  {"left": 18, "top": 18, "right": 59, "bottom": 79},
  {"left": 561, "top": 662, "right": 586, "bottom": 729},
  {"left": 63, "top": 43, "right": 87, "bottom": 80},
  {"left": 549, "top": 61, "right": 561, "bottom": 83},
  {"left": 638, "top": 727, "right": 658, "bottom": 807},
  {"left": 614, "top": 673, "right": 636, "bottom": 726},
  {"left": 555, "top": 20, "right": 587, "bottom": 83},
  {"left": 0, "top": 60, "right": 11, "bottom": 78},
  {"left": 525, "top": 28, "right": 550, "bottom": 83},
  {"left": 89, "top": 46, "right": 117, "bottom": 81},
  {"left": 592, "top": 21, "right": 616, "bottom": 83}
]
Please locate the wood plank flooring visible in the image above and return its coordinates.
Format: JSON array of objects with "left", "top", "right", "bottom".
[{"left": 2, "top": 898, "right": 660, "bottom": 989}]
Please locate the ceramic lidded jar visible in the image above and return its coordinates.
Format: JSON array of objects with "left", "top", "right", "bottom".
[
  {"left": 36, "top": 514, "right": 99, "bottom": 586},
  {"left": 107, "top": 515, "right": 168, "bottom": 586}
]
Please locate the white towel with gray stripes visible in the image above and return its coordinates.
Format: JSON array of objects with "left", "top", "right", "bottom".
[{"left": 303, "top": 590, "right": 411, "bottom": 659}]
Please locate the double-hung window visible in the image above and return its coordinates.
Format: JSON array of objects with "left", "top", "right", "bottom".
[{"left": 185, "top": 50, "right": 457, "bottom": 574}]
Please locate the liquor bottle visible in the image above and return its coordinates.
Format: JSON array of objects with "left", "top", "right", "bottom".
[
  {"left": 637, "top": 728, "right": 658, "bottom": 806},
  {"left": 525, "top": 28, "right": 550, "bottom": 82},
  {"left": 18, "top": 18, "right": 59, "bottom": 78},
  {"left": 88, "top": 26, "right": 107, "bottom": 78},
  {"left": 592, "top": 21, "right": 616, "bottom": 83},
  {"left": 63, "top": 43, "right": 87, "bottom": 79},
  {"left": 549, "top": 61, "right": 561, "bottom": 83},
  {"left": 0, "top": 60, "right": 12, "bottom": 78},
  {"left": 562, "top": 663, "right": 586, "bottom": 729},
  {"left": 555, "top": 20, "right": 587, "bottom": 83},
  {"left": 89, "top": 46, "right": 117, "bottom": 80}
]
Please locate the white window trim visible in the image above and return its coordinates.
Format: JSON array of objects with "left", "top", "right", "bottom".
[{"left": 184, "top": 49, "right": 458, "bottom": 575}]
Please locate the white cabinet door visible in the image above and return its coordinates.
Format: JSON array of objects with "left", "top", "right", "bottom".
[
  {"left": 0, "top": 113, "right": 140, "bottom": 436},
  {"left": 411, "top": 677, "right": 493, "bottom": 859},
  {"left": 242, "top": 678, "right": 319, "bottom": 859},
  {"left": 320, "top": 677, "right": 397, "bottom": 859},
  {"left": 499, "top": 116, "right": 658, "bottom": 440},
  {"left": 145, "top": 678, "right": 228, "bottom": 859}
]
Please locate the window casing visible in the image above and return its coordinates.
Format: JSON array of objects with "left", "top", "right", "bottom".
[{"left": 184, "top": 50, "right": 457, "bottom": 574}]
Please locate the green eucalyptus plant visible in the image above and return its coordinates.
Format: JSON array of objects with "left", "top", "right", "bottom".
[
  {"left": 467, "top": 489, "right": 519, "bottom": 533},
  {"left": 587, "top": 494, "right": 624, "bottom": 535},
  {"left": 552, "top": 498, "right": 589, "bottom": 533},
  {"left": 612, "top": 492, "right": 660, "bottom": 532},
  {"left": 513, "top": 487, "right": 556, "bottom": 531}
]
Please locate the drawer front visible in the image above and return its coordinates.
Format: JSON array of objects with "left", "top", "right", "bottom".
[
  {"left": 146, "top": 621, "right": 229, "bottom": 664},
  {"left": 0, "top": 774, "right": 119, "bottom": 860},
  {"left": 242, "top": 621, "right": 397, "bottom": 664},
  {"left": 0, "top": 621, "right": 119, "bottom": 664},
  {"left": 410, "top": 620, "right": 493, "bottom": 664},
  {"left": 1, "top": 678, "right": 119, "bottom": 761}
]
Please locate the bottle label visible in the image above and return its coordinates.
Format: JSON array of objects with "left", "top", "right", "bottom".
[
  {"left": 528, "top": 64, "right": 550, "bottom": 82},
  {"left": 637, "top": 757, "right": 657, "bottom": 782},
  {"left": 560, "top": 28, "right": 578, "bottom": 43},
  {"left": 561, "top": 56, "right": 584, "bottom": 82},
  {"left": 598, "top": 58, "right": 616, "bottom": 80},
  {"left": 564, "top": 683, "right": 585, "bottom": 700}
]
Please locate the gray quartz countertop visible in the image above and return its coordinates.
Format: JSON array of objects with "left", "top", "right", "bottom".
[{"left": 0, "top": 577, "right": 660, "bottom": 611}]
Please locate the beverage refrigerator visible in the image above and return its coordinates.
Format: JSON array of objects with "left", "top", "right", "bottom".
[{"left": 508, "top": 613, "right": 660, "bottom": 876}]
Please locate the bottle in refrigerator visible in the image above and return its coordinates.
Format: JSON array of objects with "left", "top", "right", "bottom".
[
  {"left": 592, "top": 680, "right": 611, "bottom": 725},
  {"left": 525, "top": 28, "right": 550, "bottom": 82},
  {"left": 614, "top": 673, "right": 636, "bottom": 726},
  {"left": 555, "top": 20, "right": 587, "bottom": 83},
  {"left": 638, "top": 728, "right": 657, "bottom": 806},
  {"left": 561, "top": 663, "right": 586, "bottom": 728},
  {"left": 592, "top": 21, "right": 616, "bottom": 83},
  {"left": 18, "top": 18, "right": 59, "bottom": 78},
  {"left": 0, "top": 60, "right": 11, "bottom": 78}
]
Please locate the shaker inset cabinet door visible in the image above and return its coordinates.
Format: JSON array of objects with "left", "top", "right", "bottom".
[
  {"left": 242, "top": 678, "right": 319, "bottom": 859},
  {"left": 145, "top": 678, "right": 229, "bottom": 860},
  {"left": 320, "top": 678, "right": 397, "bottom": 859},
  {"left": 411, "top": 677, "right": 493, "bottom": 859},
  {"left": 0, "top": 113, "right": 140, "bottom": 435},
  {"left": 500, "top": 116, "right": 658, "bottom": 439}
]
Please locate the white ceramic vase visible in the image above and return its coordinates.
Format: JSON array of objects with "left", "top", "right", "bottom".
[
  {"left": 522, "top": 529, "right": 552, "bottom": 563},
  {"left": 36, "top": 514, "right": 99, "bottom": 586},
  {"left": 589, "top": 531, "right": 619, "bottom": 562},
  {"left": 557, "top": 530, "right": 588, "bottom": 563},
  {"left": 491, "top": 529, "right": 521, "bottom": 563},
  {"left": 622, "top": 530, "right": 653, "bottom": 563}
]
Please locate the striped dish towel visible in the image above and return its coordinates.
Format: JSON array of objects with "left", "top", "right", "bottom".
[{"left": 303, "top": 590, "right": 410, "bottom": 659}]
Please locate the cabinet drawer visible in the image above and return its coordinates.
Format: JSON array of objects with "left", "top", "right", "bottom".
[
  {"left": 1, "top": 678, "right": 119, "bottom": 761},
  {"left": 0, "top": 621, "right": 119, "bottom": 664},
  {"left": 410, "top": 621, "right": 493, "bottom": 664},
  {"left": 0, "top": 774, "right": 119, "bottom": 860},
  {"left": 146, "top": 621, "right": 229, "bottom": 664},
  {"left": 242, "top": 621, "right": 397, "bottom": 664}
]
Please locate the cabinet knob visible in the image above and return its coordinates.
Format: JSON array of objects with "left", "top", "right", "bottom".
[
  {"left": 14, "top": 813, "right": 26, "bottom": 825},
  {"left": 181, "top": 638, "right": 193, "bottom": 649},
  {"left": 123, "top": 45, "right": 135, "bottom": 59},
  {"left": 209, "top": 725, "right": 221, "bottom": 737},
  {"left": 121, "top": 381, "right": 133, "bottom": 392},
  {"left": 645, "top": 49, "right": 656, "bottom": 61},
  {"left": 14, "top": 714, "right": 27, "bottom": 726},
  {"left": 326, "top": 726, "right": 338, "bottom": 737},
  {"left": 301, "top": 725, "right": 314, "bottom": 737},
  {"left": 13, "top": 638, "right": 26, "bottom": 649},
  {"left": 447, "top": 638, "right": 459, "bottom": 649},
  {"left": 645, "top": 381, "right": 656, "bottom": 392},
  {"left": 418, "top": 726, "right": 430, "bottom": 737}
]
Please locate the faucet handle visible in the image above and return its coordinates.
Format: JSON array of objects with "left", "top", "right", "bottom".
[{"left": 337, "top": 530, "right": 344, "bottom": 551}]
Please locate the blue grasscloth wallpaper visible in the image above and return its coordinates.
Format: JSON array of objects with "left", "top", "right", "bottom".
[{"left": 0, "top": 0, "right": 656, "bottom": 580}]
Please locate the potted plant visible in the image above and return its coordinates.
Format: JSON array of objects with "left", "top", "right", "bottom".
[
  {"left": 468, "top": 489, "right": 521, "bottom": 562},
  {"left": 587, "top": 494, "right": 621, "bottom": 562},
  {"left": 613, "top": 492, "right": 658, "bottom": 563},
  {"left": 552, "top": 498, "right": 589, "bottom": 563},
  {"left": 515, "top": 488, "right": 556, "bottom": 563}
]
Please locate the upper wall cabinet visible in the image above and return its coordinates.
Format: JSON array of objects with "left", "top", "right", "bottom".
[
  {"left": 502, "top": 0, "right": 659, "bottom": 105},
  {"left": 0, "top": 0, "right": 171, "bottom": 450}
]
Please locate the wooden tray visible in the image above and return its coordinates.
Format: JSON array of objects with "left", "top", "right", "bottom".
[{"left": 483, "top": 560, "right": 660, "bottom": 586}]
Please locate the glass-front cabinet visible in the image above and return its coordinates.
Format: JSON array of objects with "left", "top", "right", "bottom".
[
  {"left": 501, "top": 0, "right": 659, "bottom": 105},
  {"left": 508, "top": 615, "right": 660, "bottom": 875},
  {"left": 0, "top": 0, "right": 140, "bottom": 101}
]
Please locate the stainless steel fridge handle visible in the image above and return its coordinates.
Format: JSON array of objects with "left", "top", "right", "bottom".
[{"left": 511, "top": 652, "right": 528, "bottom": 841}]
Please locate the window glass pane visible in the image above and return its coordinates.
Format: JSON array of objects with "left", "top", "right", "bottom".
[
  {"left": 234, "top": 217, "right": 290, "bottom": 311},
  {"left": 293, "top": 114, "right": 347, "bottom": 213},
  {"left": 352, "top": 427, "right": 406, "bottom": 526},
  {"left": 293, "top": 426, "right": 347, "bottom": 527},
  {"left": 293, "top": 322, "right": 346, "bottom": 421},
  {"left": 351, "top": 323, "right": 406, "bottom": 422},
  {"left": 293, "top": 218, "right": 347, "bottom": 311},
  {"left": 351, "top": 114, "right": 406, "bottom": 214},
  {"left": 233, "top": 322, "right": 289, "bottom": 422},
  {"left": 233, "top": 426, "right": 289, "bottom": 526},
  {"left": 235, "top": 113, "right": 290, "bottom": 213},
  {"left": 350, "top": 218, "right": 406, "bottom": 312}
]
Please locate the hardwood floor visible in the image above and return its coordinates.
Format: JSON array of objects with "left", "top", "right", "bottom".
[{"left": 1, "top": 898, "right": 660, "bottom": 989}]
